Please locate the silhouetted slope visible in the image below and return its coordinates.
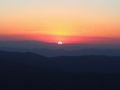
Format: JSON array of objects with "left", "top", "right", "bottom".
[{"left": 0, "top": 51, "right": 120, "bottom": 89}]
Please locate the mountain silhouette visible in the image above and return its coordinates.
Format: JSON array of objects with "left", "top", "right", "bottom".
[{"left": 0, "top": 50, "right": 120, "bottom": 89}]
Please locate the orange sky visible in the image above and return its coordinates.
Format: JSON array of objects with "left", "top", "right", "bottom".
[{"left": 0, "top": 0, "right": 120, "bottom": 44}]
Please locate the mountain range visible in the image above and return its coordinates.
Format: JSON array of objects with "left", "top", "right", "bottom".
[{"left": 0, "top": 50, "right": 120, "bottom": 89}]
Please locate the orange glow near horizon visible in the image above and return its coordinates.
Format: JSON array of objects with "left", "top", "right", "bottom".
[
  {"left": 0, "top": 34, "right": 119, "bottom": 45},
  {"left": 0, "top": 20, "right": 120, "bottom": 44}
]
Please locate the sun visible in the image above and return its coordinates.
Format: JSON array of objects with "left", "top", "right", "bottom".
[{"left": 58, "top": 41, "right": 63, "bottom": 45}]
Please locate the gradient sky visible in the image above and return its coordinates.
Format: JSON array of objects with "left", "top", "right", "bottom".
[{"left": 0, "top": 0, "right": 120, "bottom": 44}]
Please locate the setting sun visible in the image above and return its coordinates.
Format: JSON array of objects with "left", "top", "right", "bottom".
[{"left": 58, "top": 41, "right": 63, "bottom": 45}]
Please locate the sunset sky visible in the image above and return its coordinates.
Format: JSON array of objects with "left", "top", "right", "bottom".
[{"left": 0, "top": 0, "right": 120, "bottom": 44}]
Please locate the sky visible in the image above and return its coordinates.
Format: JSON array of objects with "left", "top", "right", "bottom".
[{"left": 0, "top": 0, "right": 120, "bottom": 44}]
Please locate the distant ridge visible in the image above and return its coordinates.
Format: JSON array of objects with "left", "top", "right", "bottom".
[
  {"left": 0, "top": 40, "right": 120, "bottom": 56},
  {"left": 0, "top": 50, "right": 120, "bottom": 73}
]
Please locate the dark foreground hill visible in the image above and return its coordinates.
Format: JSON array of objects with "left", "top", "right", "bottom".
[{"left": 0, "top": 51, "right": 120, "bottom": 90}]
